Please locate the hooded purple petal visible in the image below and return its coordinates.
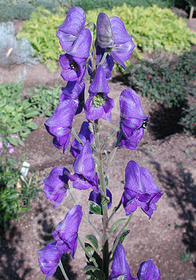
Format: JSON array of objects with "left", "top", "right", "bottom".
[
  {"left": 72, "top": 141, "right": 98, "bottom": 192},
  {"left": 70, "top": 121, "right": 94, "bottom": 158},
  {"left": 137, "top": 259, "right": 161, "bottom": 280},
  {"left": 38, "top": 242, "right": 61, "bottom": 280},
  {"left": 118, "top": 89, "right": 148, "bottom": 150},
  {"left": 43, "top": 166, "right": 70, "bottom": 208},
  {"left": 109, "top": 243, "right": 135, "bottom": 280},
  {"left": 122, "top": 161, "right": 163, "bottom": 218},
  {"left": 96, "top": 13, "right": 135, "bottom": 68},
  {"left": 89, "top": 188, "right": 112, "bottom": 214},
  {"left": 85, "top": 65, "right": 114, "bottom": 121},
  {"left": 60, "top": 54, "right": 86, "bottom": 83},
  {"left": 45, "top": 99, "right": 77, "bottom": 152},
  {"left": 52, "top": 205, "right": 83, "bottom": 258},
  {"left": 68, "top": 28, "right": 92, "bottom": 59},
  {"left": 96, "top": 13, "right": 114, "bottom": 49},
  {"left": 110, "top": 17, "right": 135, "bottom": 69},
  {"left": 95, "top": 45, "right": 114, "bottom": 79},
  {"left": 57, "top": 7, "right": 86, "bottom": 52},
  {"left": 59, "top": 81, "right": 85, "bottom": 115}
]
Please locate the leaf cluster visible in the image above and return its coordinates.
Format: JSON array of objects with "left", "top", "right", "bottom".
[
  {"left": 0, "top": 83, "right": 38, "bottom": 146},
  {"left": 0, "top": 153, "right": 41, "bottom": 231},
  {"left": 17, "top": 7, "right": 65, "bottom": 62},
  {"left": 126, "top": 50, "right": 196, "bottom": 134}
]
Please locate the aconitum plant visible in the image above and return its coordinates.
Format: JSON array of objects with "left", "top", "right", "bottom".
[{"left": 38, "top": 6, "right": 163, "bottom": 280}]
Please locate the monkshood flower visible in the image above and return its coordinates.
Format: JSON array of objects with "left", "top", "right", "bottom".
[
  {"left": 118, "top": 88, "right": 148, "bottom": 150},
  {"left": 59, "top": 81, "right": 85, "bottom": 115},
  {"left": 43, "top": 166, "right": 70, "bottom": 209},
  {"left": 137, "top": 259, "right": 161, "bottom": 280},
  {"left": 70, "top": 121, "right": 94, "bottom": 158},
  {"left": 38, "top": 242, "right": 61, "bottom": 280},
  {"left": 57, "top": 6, "right": 86, "bottom": 52},
  {"left": 109, "top": 243, "right": 135, "bottom": 280},
  {"left": 122, "top": 161, "right": 163, "bottom": 219},
  {"left": 59, "top": 28, "right": 92, "bottom": 83},
  {"left": 85, "top": 65, "right": 114, "bottom": 121},
  {"left": 96, "top": 13, "right": 135, "bottom": 69},
  {"left": 52, "top": 205, "right": 82, "bottom": 258},
  {"left": 89, "top": 188, "right": 112, "bottom": 214},
  {"left": 45, "top": 99, "right": 77, "bottom": 153},
  {"left": 70, "top": 141, "right": 98, "bottom": 192}
]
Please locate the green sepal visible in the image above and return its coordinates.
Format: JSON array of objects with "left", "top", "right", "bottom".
[
  {"left": 110, "top": 218, "right": 127, "bottom": 233},
  {"left": 89, "top": 201, "right": 102, "bottom": 215},
  {"left": 85, "top": 234, "right": 99, "bottom": 250}
]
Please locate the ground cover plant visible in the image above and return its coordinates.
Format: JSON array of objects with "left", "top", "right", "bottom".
[
  {"left": 125, "top": 50, "right": 196, "bottom": 135},
  {"left": 17, "top": 4, "right": 196, "bottom": 64}
]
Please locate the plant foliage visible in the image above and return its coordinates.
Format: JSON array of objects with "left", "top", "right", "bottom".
[{"left": 18, "top": 5, "right": 196, "bottom": 63}]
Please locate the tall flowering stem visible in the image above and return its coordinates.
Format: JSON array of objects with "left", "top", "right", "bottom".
[
  {"left": 93, "top": 119, "right": 109, "bottom": 278},
  {"left": 38, "top": 6, "right": 163, "bottom": 280}
]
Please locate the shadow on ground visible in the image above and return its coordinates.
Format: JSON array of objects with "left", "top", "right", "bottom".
[{"left": 0, "top": 226, "right": 31, "bottom": 280}]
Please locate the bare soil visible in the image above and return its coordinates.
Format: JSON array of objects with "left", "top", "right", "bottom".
[{"left": 0, "top": 18, "right": 196, "bottom": 280}]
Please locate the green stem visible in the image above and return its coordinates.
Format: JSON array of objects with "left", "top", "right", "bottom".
[
  {"left": 112, "top": 213, "right": 133, "bottom": 256},
  {"left": 93, "top": 120, "right": 109, "bottom": 279},
  {"left": 78, "top": 236, "right": 98, "bottom": 268},
  {"left": 108, "top": 199, "right": 122, "bottom": 222},
  {"left": 101, "top": 120, "right": 120, "bottom": 151},
  {"left": 71, "top": 128, "right": 84, "bottom": 146},
  {"left": 58, "top": 260, "right": 69, "bottom": 280}
]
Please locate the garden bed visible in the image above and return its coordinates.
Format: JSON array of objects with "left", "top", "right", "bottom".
[{"left": 0, "top": 18, "right": 196, "bottom": 280}]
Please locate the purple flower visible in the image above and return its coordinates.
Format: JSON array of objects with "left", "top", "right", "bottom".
[
  {"left": 122, "top": 161, "right": 163, "bottom": 219},
  {"left": 52, "top": 205, "right": 83, "bottom": 258},
  {"left": 43, "top": 166, "right": 70, "bottom": 208},
  {"left": 137, "top": 259, "right": 161, "bottom": 280},
  {"left": 57, "top": 7, "right": 86, "bottom": 52},
  {"left": 109, "top": 243, "right": 135, "bottom": 280},
  {"left": 97, "top": 13, "right": 135, "bottom": 69},
  {"left": 60, "top": 28, "right": 92, "bottom": 83},
  {"left": 38, "top": 242, "right": 61, "bottom": 280},
  {"left": 59, "top": 81, "right": 85, "bottom": 115},
  {"left": 70, "top": 141, "right": 98, "bottom": 192},
  {"left": 44, "top": 99, "right": 77, "bottom": 152},
  {"left": 89, "top": 188, "right": 112, "bottom": 214},
  {"left": 70, "top": 121, "right": 94, "bottom": 158},
  {"left": 85, "top": 65, "right": 114, "bottom": 121},
  {"left": 118, "top": 88, "right": 148, "bottom": 150}
]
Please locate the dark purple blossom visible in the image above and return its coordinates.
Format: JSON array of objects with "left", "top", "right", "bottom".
[
  {"left": 70, "top": 141, "right": 98, "bottom": 192},
  {"left": 109, "top": 243, "right": 135, "bottom": 280},
  {"left": 43, "top": 166, "right": 70, "bottom": 209},
  {"left": 118, "top": 88, "right": 148, "bottom": 150},
  {"left": 96, "top": 13, "right": 135, "bottom": 69},
  {"left": 137, "top": 259, "right": 161, "bottom": 280},
  {"left": 89, "top": 188, "right": 112, "bottom": 214},
  {"left": 60, "top": 28, "right": 92, "bottom": 83},
  {"left": 85, "top": 65, "right": 114, "bottom": 121},
  {"left": 38, "top": 242, "right": 61, "bottom": 280},
  {"left": 70, "top": 121, "right": 94, "bottom": 158},
  {"left": 57, "top": 7, "right": 86, "bottom": 52},
  {"left": 122, "top": 161, "right": 163, "bottom": 219},
  {"left": 52, "top": 205, "right": 82, "bottom": 258},
  {"left": 59, "top": 81, "right": 85, "bottom": 115},
  {"left": 44, "top": 99, "right": 77, "bottom": 153}
]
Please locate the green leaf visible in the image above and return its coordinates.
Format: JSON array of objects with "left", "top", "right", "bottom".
[
  {"left": 85, "top": 234, "right": 99, "bottom": 250},
  {"left": 26, "top": 121, "right": 38, "bottom": 130},
  {"left": 83, "top": 266, "right": 105, "bottom": 280},
  {"left": 110, "top": 218, "right": 127, "bottom": 233},
  {"left": 8, "top": 137, "right": 19, "bottom": 146},
  {"left": 89, "top": 201, "right": 102, "bottom": 215}
]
